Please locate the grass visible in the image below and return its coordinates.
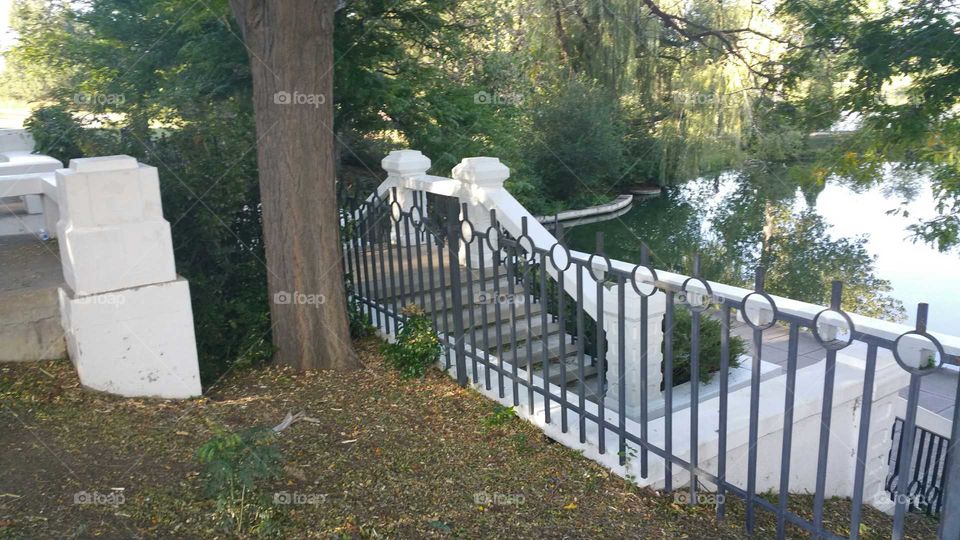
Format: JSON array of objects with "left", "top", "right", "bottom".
[{"left": 0, "top": 337, "right": 939, "bottom": 538}]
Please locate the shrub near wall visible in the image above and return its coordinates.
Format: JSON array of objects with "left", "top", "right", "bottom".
[
  {"left": 666, "top": 309, "right": 746, "bottom": 386},
  {"left": 381, "top": 305, "right": 442, "bottom": 379}
]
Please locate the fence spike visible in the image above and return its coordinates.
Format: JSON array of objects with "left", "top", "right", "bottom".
[
  {"left": 830, "top": 280, "right": 843, "bottom": 310},
  {"left": 916, "top": 303, "right": 929, "bottom": 332}
]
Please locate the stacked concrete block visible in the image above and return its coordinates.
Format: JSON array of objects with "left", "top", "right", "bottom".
[{"left": 57, "top": 155, "right": 201, "bottom": 399}]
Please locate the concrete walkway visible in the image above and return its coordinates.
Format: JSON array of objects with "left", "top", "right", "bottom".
[
  {"left": 0, "top": 232, "right": 65, "bottom": 361},
  {"left": 730, "top": 318, "right": 958, "bottom": 421}
]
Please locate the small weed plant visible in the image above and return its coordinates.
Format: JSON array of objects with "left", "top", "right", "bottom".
[
  {"left": 381, "top": 304, "right": 442, "bottom": 378},
  {"left": 196, "top": 426, "right": 284, "bottom": 535}
]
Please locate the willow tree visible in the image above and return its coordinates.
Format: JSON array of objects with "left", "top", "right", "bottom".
[
  {"left": 229, "top": 0, "right": 358, "bottom": 371},
  {"left": 528, "top": 0, "right": 789, "bottom": 184}
]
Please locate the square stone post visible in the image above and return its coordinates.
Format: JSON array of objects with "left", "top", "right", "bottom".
[
  {"left": 451, "top": 157, "right": 510, "bottom": 269},
  {"left": 22, "top": 194, "right": 43, "bottom": 214},
  {"left": 381, "top": 150, "right": 430, "bottom": 245},
  {"left": 603, "top": 285, "right": 667, "bottom": 418}
]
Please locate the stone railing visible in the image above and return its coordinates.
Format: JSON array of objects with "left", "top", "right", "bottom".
[{"left": 354, "top": 149, "right": 960, "bottom": 526}]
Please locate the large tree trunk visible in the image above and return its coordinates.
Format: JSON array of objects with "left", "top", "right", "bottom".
[{"left": 230, "top": 0, "right": 358, "bottom": 371}]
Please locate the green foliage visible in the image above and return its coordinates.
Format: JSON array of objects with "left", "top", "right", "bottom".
[
  {"left": 196, "top": 426, "right": 283, "bottom": 535},
  {"left": 667, "top": 309, "right": 746, "bottom": 386},
  {"left": 747, "top": 100, "right": 807, "bottom": 162},
  {"left": 347, "top": 295, "right": 374, "bottom": 340},
  {"left": 381, "top": 305, "right": 443, "bottom": 379},
  {"left": 22, "top": 105, "right": 83, "bottom": 163},
  {"left": 483, "top": 404, "right": 517, "bottom": 427},
  {"left": 779, "top": 0, "right": 960, "bottom": 250},
  {"left": 14, "top": 0, "right": 268, "bottom": 384},
  {"left": 527, "top": 80, "right": 625, "bottom": 201}
]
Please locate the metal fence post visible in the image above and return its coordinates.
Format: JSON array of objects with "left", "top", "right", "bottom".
[
  {"left": 446, "top": 202, "right": 468, "bottom": 387},
  {"left": 938, "top": 368, "right": 960, "bottom": 539}
]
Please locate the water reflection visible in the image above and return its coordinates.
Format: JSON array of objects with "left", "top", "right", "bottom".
[{"left": 565, "top": 163, "right": 960, "bottom": 335}]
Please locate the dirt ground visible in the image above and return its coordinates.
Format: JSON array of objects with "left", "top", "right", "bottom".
[{"left": 0, "top": 337, "right": 939, "bottom": 538}]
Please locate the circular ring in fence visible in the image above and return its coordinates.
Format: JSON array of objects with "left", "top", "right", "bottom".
[
  {"left": 460, "top": 219, "right": 474, "bottom": 244},
  {"left": 549, "top": 243, "right": 571, "bottom": 272},
  {"left": 389, "top": 201, "right": 403, "bottom": 223},
  {"left": 587, "top": 253, "right": 612, "bottom": 282},
  {"left": 409, "top": 204, "right": 424, "bottom": 230},
  {"left": 630, "top": 264, "right": 658, "bottom": 297},
  {"left": 739, "top": 291, "right": 778, "bottom": 331},
  {"left": 893, "top": 330, "right": 946, "bottom": 376},
  {"left": 680, "top": 276, "right": 714, "bottom": 313},
  {"left": 486, "top": 226, "right": 501, "bottom": 252},
  {"left": 517, "top": 234, "right": 537, "bottom": 264},
  {"left": 811, "top": 308, "right": 855, "bottom": 350}
]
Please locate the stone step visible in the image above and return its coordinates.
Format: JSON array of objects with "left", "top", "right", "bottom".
[
  {"left": 497, "top": 331, "right": 573, "bottom": 367},
  {"left": 487, "top": 317, "right": 563, "bottom": 352},
  {"left": 0, "top": 287, "right": 66, "bottom": 361},
  {"left": 441, "top": 298, "right": 544, "bottom": 335},
  {"left": 0, "top": 234, "right": 66, "bottom": 362}
]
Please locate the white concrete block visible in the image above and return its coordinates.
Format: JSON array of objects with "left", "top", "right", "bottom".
[
  {"left": 22, "top": 194, "right": 43, "bottom": 214},
  {"left": 42, "top": 194, "right": 59, "bottom": 239},
  {"left": 452, "top": 157, "right": 510, "bottom": 189},
  {"left": 0, "top": 152, "right": 62, "bottom": 176},
  {"left": 57, "top": 156, "right": 163, "bottom": 228},
  {"left": 0, "top": 128, "right": 35, "bottom": 153},
  {"left": 381, "top": 150, "right": 431, "bottom": 177},
  {"left": 59, "top": 278, "right": 202, "bottom": 399},
  {"left": 57, "top": 219, "right": 177, "bottom": 296},
  {"left": 68, "top": 155, "right": 139, "bottom": 174}
]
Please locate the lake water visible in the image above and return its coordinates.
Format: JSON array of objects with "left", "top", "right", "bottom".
[{"left": 565, "top": 164, "right": 960, "bottom": 336}]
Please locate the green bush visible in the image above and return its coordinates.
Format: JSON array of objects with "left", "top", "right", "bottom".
[
  {"left": 22, "top": 105, "right": 84, "bottom": 163},
  {"left": 666, "top": 309, "right": 746, "bottom": 386},
  {"left": 527, "top": 79, "right": 625, "bottom": 201},
  {"left": 381, "top": 305, "right": 442, "bottom": 378}
]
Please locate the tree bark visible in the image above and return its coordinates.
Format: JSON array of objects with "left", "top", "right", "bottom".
[{"left": 229, "top": 0, "right": 358, "bottom": 371}]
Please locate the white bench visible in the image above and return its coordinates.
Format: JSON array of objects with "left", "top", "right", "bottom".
[
  {"left": 0, "top": 170, "right": 61, "bottom": 238},
  {"left": 0, "top": 128, "right": 63, "bottom": 225}
]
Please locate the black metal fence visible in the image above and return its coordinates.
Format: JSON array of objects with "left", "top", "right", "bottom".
[
  {"left": 886, "top": 417, "right": 951, "bottom": 516},
  {"left": 340, "top": 184, "right": 960, "bottom": 539}
]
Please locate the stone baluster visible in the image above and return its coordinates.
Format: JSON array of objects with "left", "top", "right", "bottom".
[
  {"left": 451, "top": 157, "right": 510, "bottom": 269},
  {"left": 381, "top": 150, "right": 430, "bottom": 245}
]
